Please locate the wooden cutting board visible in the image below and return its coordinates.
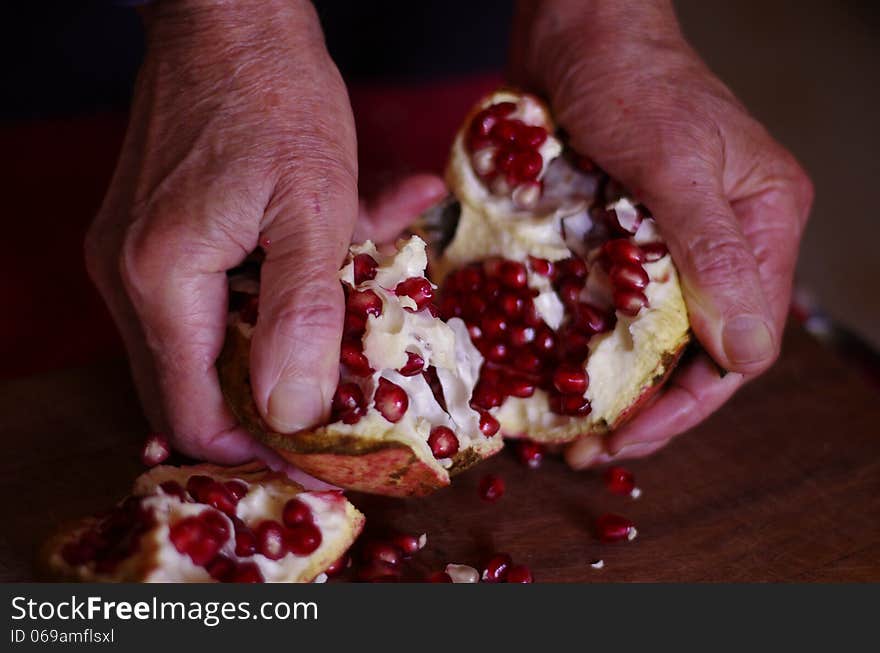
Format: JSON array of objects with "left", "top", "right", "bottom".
[{"left": 1, "top": 325, "right": 878, "bottom": 582}]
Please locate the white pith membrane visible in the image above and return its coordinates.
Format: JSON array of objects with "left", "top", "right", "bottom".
[
  {"left": 428, "top": 89, "right": 691, "bottom": 443},
  {"left": 43, "top": 463, "right": 364, "bottom": 583},
  {"left": 228, "top": 236, "right": 502, "bottom": 479}
]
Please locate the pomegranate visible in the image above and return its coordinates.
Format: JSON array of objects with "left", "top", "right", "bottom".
[
  {"left": 218, "top": 88, "right": 690, "bottom": 497},
  {"left": 42, "top": 462, "right": 364, "bottom": 582}
]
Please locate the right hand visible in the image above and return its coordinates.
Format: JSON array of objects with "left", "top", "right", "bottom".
[{"left": 85, "top": 0, "right": 445, "bottom": 465}]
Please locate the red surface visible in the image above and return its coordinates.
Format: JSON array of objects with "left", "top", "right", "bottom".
[{"left": 0, "top": 74, "right": 501, "bottom": 380}]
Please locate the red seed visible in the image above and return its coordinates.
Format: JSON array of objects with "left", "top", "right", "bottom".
[
  {"left": 282, "top": 498, "right": 313, "bottom": 528},
  {"left": 511, "top": 149, "right": 543, "bottom": 181},
  {"left": 481, "top": 313, "right": 508, "bottom": 339},
  {"left": 392, "top": 533, "right": 424, "bottom": 556},
  {"left": 255, "top": 521, "right": 287, "bottom": 560},
  {"left": 528, "top": 256, "right": 554, "bottom": 278},
  {"left": 230, "top": 561, "right": 264, "bottom": 583},
  {"left": 324, "top": 554, "right": 350, "bottom": 577},
  {"left": 498, "top": 261, "right": 528, "bottom": 289},
  {"left": 485, "top": 340, "right": 510, "bottom": 363},
  {"left": 185, "top": 475, "right": 214, "bottom": 501},
  {"left": 343, "top": 311, "right": 367, "bottom": 338},
  {"left": 520, "top": 125, "right": 548, "bottom": 147},
  {"left": 513, "top": 349, "right": 542, "bottom": 373},
  {"left": 552, "top": 363, "right": 589, "bottom": 395},
  {"left": 478, "top": 475, "right": 505, "bottom": 502},
  {"left": 332, "top": 382, "right": 366, "bottom": 424},
  {"left": 603, "top": 239, "right": 644, "bottom": 265},
  {"left": 532, "top": 326, "right": 556, "bottom": 354},
  {"left": 557, "top": 257, "right": 588, "bottom": 281},
  {"left": 557, "top": 279, "right": 583, "bottom": 305},
  {"left": 202, "top": 482, "right": 238, "bottom": 515},
  {"left": 574, "top": 303, "right": 612, "bottom": 334},
  {"left": 206, "top": 555, "right": 237, "bottom": 582},
  {"left": 479, "top": 410, "right": 501, "bottom": 437},
  {"left": 604, "top": 466, "right": 636, "bottom": 496},
  {"left": 641, "top": 242, "right": 668, "bottom": 262},
  {"left": 159, "top": 480, "right": 188, "bottom": 501},
  {"left": 610, "top": 264, "right": 649, "bottom": 290},
  {"left": 395, "top": 277, "right": 434, "bottom": 311},
  {"left": 499, "top": 292, "right": 524, "bottom": 318},
  {"left": 428, "top": 426, "right": 459, "bottom": 459},
  {"left": 471, "top": 380, "right": 504, "bottom": 410},
  {"left": 140, "top": 433, "right": 171, "bottom": 467},
  {"left": 507, "top": 564, "right": 534, "bottom": 583},
  {"left": 427, "top": 571, "right": 453, "bottom": 583},
  {"left": 224, "top": 481, "right": 249, "bottom": 501},
  {"left": 356, "top": 560, "right": 401, "bottom": 583},
  {"left": 490, "top": 101, "right": 517, "bottom": 117},
  {"left": 515, "top": 441, "right": 545, "bottom": 469},
  {"left": 549, "top": 393, "right": 592, "bottom": 417},
  {"left": 506, "top": 377, "right": 535, "bottom": 398},
  {"left": 361, "top": 541, "right": 403, "bottom": 567},
  {"left": 285, "top": 523, "right": 322, "bottom": 555},
  {"left": 482, "top": 553, "right": 513, "bottom": 583},
  {"left": 169, "top": 516, "right": 222, "bottom": 566},
  {"left": 595, "top": 513, "right": 637, "bottom": 543},
  {"left": 398, "top": 351, "right": 425, "bottom": 376},
  {"left": 490, "top": 119, "right": 520, "bottom": 144},
  {"left": 340, "top": 340, "right": 373, "bottom": 376},
  {"left": 352, "top": 253, "right": 378, "bottom": 285},
  {"left": 613, "top": 289, "right": 649, "bottom": 316},
  {"left": 347, "top": 288, "right": 383, "bottom": 317},
  {"left": 470, "top": 108, "right": 502, "bottom": 140},
  {"left": 509, "top": 324, "right": 536, "bottom": 347},
  {"left": 374, "top": 378, "right": 409, "bottom": 423},
  {"left": 234, "top": 525, "right": 257, "bottom": 557}
]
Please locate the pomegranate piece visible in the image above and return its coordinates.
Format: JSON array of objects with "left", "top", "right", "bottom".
[
  {"left": 613, "top": 289, "right": 649, "bottom": 316},
  {"left": 397, "top": 351, "right": 425, "bottom": 376},
  {"left": 395, "top": 277, "right": 434, "bottom": 311},
  {"left": 285, "top": 523, "right": 323, "bottom": 556},
  {"left": 427, "top": 571, "right": 453, "bottom": 583},
  {"left": 140, "top": 433, "right": 171, "bottom": 467},
  {"left": 478, "top": 474, "right": 505, "bottom": 502},
  {"left": 428, "top": 426, "right": 459, "bottom": 459},
  {"left": 506, "top": 564, "right": 534, "bottom": 583},
  {"left": 347, "top": 288, "right": 383, "bottom": 317},
  {"left": 340, "top": 340, "right": 374, "bottom": 377},
  {"left": 255, "top": 520, "right": 287, "bottom": 560},
  {"left": 282, "top": 498, "right": 314, "bottom": 528},
  {"left": 361, "top": 540, "right": 403, "bottom": 567},
  {"left": 352, "top": 253, "right": 378, "bottom": 284},
  {"left": 515, "top": 441, "right": 545, "bottom": 469},
  {"left": 552, "top": 362, "right": 589, "bottom": 395},
  {"left": 482, "top": 553, "right": 513, "bottom": 583},
  {"left": 604, "top": 466, "right": 636, "bottom": 496},
  {"left": 595, "top": 513, "right": 637, "bottom": 543},
  {"left": 478, "top": 410, "right": 501, "bottom": 437},
  {"left": 374, "top": 378, "right": 409, "bottom": 423}
]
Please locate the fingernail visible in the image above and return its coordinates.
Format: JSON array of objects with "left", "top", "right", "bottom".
[
  {"left": 722, "top": 315, "right": 775, "bottom": 368},
  {"left": 267, "top": 378, "right": 326, "bottom": 433},
  {"left": 565, "top": 436, "right": 604, "bottom": 470}
]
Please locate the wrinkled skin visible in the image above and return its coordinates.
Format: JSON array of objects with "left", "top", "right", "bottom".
[
  {"left": 87, "top": 0, "right": 812, "bottom": 471},
  {"left": 509, "top": 0, "right": 813, "bottom": 467}
]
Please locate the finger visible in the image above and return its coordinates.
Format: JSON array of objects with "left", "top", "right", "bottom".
[
  {"left": 565, "top": 438, "right": 671, "bottom": 470},
  {"left": 120, "top": 209, "right": 262, "bottom": 464},
  {"left": 250, "top": 166, "right": 359, "bottom": 433},
  {"left": 352, "top": 173, "right": 447, "bottom": 244}
]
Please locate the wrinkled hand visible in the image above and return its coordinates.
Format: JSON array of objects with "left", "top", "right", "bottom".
[
  {"left": 86, "top": 0, "right": 444, "bottom": 465},
  {"left": 510, "top": 0, "right": 814, "bottom": 467}
]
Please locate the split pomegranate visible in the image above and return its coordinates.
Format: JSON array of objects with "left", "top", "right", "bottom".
[{"left": 42, "top": 462, "right": 364, "bottom": 583}]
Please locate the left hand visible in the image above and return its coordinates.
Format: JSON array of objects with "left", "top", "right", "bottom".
[{"left": 509, "top": 0, "right": 814, "bottom": 468}]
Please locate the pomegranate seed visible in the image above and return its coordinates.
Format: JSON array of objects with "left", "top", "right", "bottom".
[
  {"left": 513, "top": 349, "right": 542, "bottom": 372},
  {"left": 510, "top": 151, "right": 543, "bottom": 182},
  {"left": 324, "top": 554, "right": 350, "bottom": 576},
  {"left": 509, "top": 324, "right": 536, "bottom": 347},
  {"left": 374, "top": 378, "right": 409, "bottom": 423},
  {"left": 428, "top": 426, "right": 459, "bottom": 459},
  {"left": 395, "top": 277, "right": 434, "bottom": 311},
  {"left": 507, "top": 377, "right": 536, "bottom": 398},
  {"left": 185, "top": 475, "right": 213, "bottom": 501},
  {"left": 201, "top": 511, "right": 231, "bottom": 540},
  {"left": 392, "top": 533, "right": 426, "bottom": 556},
  {"left": 357, "top": 560, "right": 401, "bottom": 582},
  {"left": 224, "top": 480, "right": 248, "bottom": 501},
  {"left": 471, "top": 380, "right": 504, "bottom": 410},
  {"left": 482, "top": 553, "right": 513, "bottom": 583},
  {"left": 231, "top": 561, "right": 264, "bottom": 583},
  {"left": 595, "top": 513, "right": 637, "bottom": 543},
  {"left": 344, "top": 311, "right": 367, "bottom": 337},
  {"left": 521, "top": 300, "right": 543, "bottom": 326},
  {"left": 532, "top": 327, "right": 555, "bottom": 354},
  {"left": 557, "top": 278, "right": 583, "bottom": 305},
  {"left": 169, "top": 515, "right": 222, "bottom": 566},
  {"left": 347, "top": 288, "right": 383, "bottom": 317},
  {"left": 361, "top": 541, "right": 403, "bottom": 567},
  {"left": 470, "top": 108, "right": 501, "bottom": 139},
  {"left": 520, "top": 125, "right": 548, "bottom": 147},
  {"left": 481, "top": 313, "right": 508, "bottom": 339},
  {"left": 610, "top": 263, "right": 649, "bottom": 290},
  {"left": 203, "top": 482, "right": 238, "bottom": 515},
  {"left": 463, "top": 294, "right": 487, "bottom": 317},
  {"left": 140, "top": 433, "right": 171, "bottom": 467},
  {"left": 478, "top": 474, "right": 505, "bottom": 502},
  {"left": 604, "top": 466, "right": 636, "bottom": 495},
  {"left": 613, "top": 289, "right": 649, "bottom": 316},
  {"left": 499, "top": 291, "right": 524, "bottom": 318},
  {"left": 472, "top": 147, "right": 497, "bottom": 176},
  {"left": 206, "top": 555, "right": 236, "bottom": 581},
  {"left": 427, "top": 571, "right": 453, "bottom": 583},
  {"left": 445, "top": 563, "right": 480, "bottom": 583},
  {"left": 398, "top": 351, "right": 425, "bottom": 376},
  {"left": 352, "top": 253, "right": 378, "bottom": 284},
  {"left": 255, "top": 520, "right": 287, "bottom": 560},
  {"left": 603, "top": 239, "right": 644, "bottom": 265},
  {"left": 485, "top": 341, "right": 510, "bottom": 363},
  {"left": 641, "top": 242, "right": 668, "bottom": 262},
  {"left": 159, "top": 480, "right": 187, "bottom": 501},
  {"left": 479, "top": 410, "right": 501, "bottom": 437},
  {"left": 528, "top": 256, "right": 554, "bottom": 277},
  {"left": 282, "top": 498, "right": 313, "bottom": 528},
  {"left": 285, "top": 523, "right": 322, "bottom": 555},
  {"left": 575, "top": 303, "right": 611, "bottom": 334},
  {"left": 507, "top": 564, "right": 534, "bottom": 583},
  {"left": 340, "top": 340, "right": 373, "bottom": 376},
  {"left": 498, "top": 261, "right": 528, "bottom": 289},
  {"left": 467, "top": 323, "right": 483, "bottom": 341},
  {"left": 234, "top": 525, "right": 257, "bottom": 557},
  {"left": 557, "top": 256, "right": 588, "bottom": 281},
  {"left": 332, "top": 382, "right": 366, "bottom": 424},
  {"left": 490, "top": 119, "right": 520, "bottom": 144},
  {"left": 550, "top": 393, "right": 592, "bottom": 416},
  {"left": 552, "top": 363, "right": 589, "bottom": 394},
  {"left": 515, "top": 441, "right": 545, "bottom": 469}
]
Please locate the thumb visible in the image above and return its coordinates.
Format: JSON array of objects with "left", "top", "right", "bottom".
[{"left": 250, "top": 170, "right": 358, "bottom": 433}]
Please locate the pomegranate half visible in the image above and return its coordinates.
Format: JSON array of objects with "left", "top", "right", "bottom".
[{"left": 41, "top": 462, "right": 364, "bottom": 582}]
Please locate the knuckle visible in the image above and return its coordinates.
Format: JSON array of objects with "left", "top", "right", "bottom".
[{"left": 684, "top": 229, "right": 756, "bottom": 288}]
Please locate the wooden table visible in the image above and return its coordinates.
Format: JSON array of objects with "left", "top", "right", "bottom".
[{"left": 1, "top": 325, "right": 878, "bottom": 582}]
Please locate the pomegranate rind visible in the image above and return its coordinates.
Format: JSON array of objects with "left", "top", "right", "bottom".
[
  {"left": 40, "top": 463, "right": 365, "bottom": 583},
  {"left": 217, "top": 326, "right": 502, "bottom": 497}
]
